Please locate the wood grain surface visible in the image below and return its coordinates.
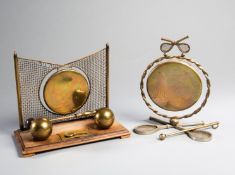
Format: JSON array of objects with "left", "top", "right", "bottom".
[{"left": 14, "top": 119, "right": 130, "bottom": 157}]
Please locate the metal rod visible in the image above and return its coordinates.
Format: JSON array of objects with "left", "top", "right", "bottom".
[
  {"left": 149, "top": 116, "right": 204, "bottom": 127},
  {"left": 50, "top": 110, "right": 97, "bottom": 123},
  {"left": 106, "top": 43, "right": 109, "bottom": 107}
]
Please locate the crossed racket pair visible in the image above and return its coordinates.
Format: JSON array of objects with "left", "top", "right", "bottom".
[{"left": 160, "top": 36, "right": 190, "bottom": 54}]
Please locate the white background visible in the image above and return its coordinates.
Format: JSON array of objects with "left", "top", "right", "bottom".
[{"left": 0, "top": 0, "right": 234, "bottom": 174}]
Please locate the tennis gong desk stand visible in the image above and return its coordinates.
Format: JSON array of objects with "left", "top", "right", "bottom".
[
  {"left": 135, "top": 36, "right": 219, "bottom": 141},
  {"left": 13, "top": 44, "right": 130, "bottom": 157}
]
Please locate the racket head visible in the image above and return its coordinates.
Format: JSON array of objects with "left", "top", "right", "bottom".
[
  {"left": 177, "top": 43, "right": 190, "bottom": 53},
  {"left": 160, "top": 43, "right": 173, "bottom": 53},
  {"left": 187, "top": 130, "right": 212, "bottom": 142},
  {"left": 133, "top": 124, "right": 158, "bottom": 135}
]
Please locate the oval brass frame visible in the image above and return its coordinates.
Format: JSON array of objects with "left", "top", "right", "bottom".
[{"left": 140, "top": 55, "right": 211, "bottom": 119}]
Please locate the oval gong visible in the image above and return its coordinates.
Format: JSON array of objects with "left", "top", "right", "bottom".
[
  {"left": 43, "top": 70, "right": 89, "bottom": 115},
  {"left": 147, "top": 62, "right": 202, "bottom": 111}
]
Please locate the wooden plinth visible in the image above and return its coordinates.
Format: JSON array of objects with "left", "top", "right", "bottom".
[{"left": 14, "top": 119, "right": 130, "bottom": 157}]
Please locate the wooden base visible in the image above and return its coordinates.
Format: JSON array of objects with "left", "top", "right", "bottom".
[{"left": 14, "top": 119, "right": 130, "bottom": 157}]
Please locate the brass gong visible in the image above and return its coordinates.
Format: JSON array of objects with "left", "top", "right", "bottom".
[
  {"left": 147, "top": 62, "right": 202, "bottom": 111},
  {"left": 135, "top": 36, "right": 219, "bottom": 141},
  {"left": 140, "top": 36, "right": 211, "bottom": 119},
  {"left": 43, "top": 69, "right": 90, "bottom": 115}
]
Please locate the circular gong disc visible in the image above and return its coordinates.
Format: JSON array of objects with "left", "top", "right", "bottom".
[
  {"left": 43, "top": 70, "right": 89, "bottom": 115},
  {"left": 147, "top": 62, "right": 202, "bottom": 111}
]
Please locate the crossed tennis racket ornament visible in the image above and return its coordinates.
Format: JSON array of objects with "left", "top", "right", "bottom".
[{"left": 134, "top": 36, "right": 219, "bottom": 141}]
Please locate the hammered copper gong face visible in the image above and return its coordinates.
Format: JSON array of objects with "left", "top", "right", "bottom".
[
  {"left": 43, "top": 70, "right": 89, "bottom": 115},
  {"left": 147, "top": 62, "right": 202, "bottom": 111}
]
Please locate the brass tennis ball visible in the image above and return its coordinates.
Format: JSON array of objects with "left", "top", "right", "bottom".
[
  {"left": 30, "top": 117, "right": 53, "bottom": 141},
  {"left": 170, "top": 118, "right": 180, "bottom": 126},
  {"left": 25, "top": 117, "right": 35, "bottom": 130},
  {"left": 159, "top": 134, "right": 166, "bottom": 141},
  {"left": 94, "top": 108, "right": 115, "bottom": 129}
]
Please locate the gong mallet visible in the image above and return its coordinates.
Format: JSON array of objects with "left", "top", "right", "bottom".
[
  {"left": 25, "top": 107, "right": 115, "bottom": 141},
  {"left": 158, "top": 121, "right": 219, "bottom": 141},
  {"left": 149, "top": 116, "right": 214, "bottom": 142}
]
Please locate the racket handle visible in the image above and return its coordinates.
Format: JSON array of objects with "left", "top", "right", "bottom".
[
  {"left": 149, "top": 116, "right": 168, "bottom": 125},
  {"left": 159, "top": 122, "right": 219, "bottom": 140},
  {"left": 149, "top": 116, "right": 204, "bottom": 127}
]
